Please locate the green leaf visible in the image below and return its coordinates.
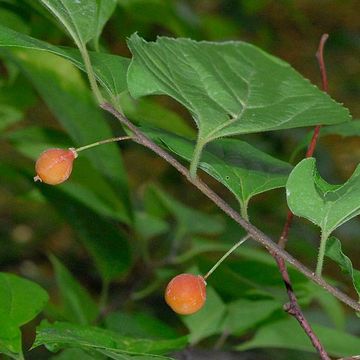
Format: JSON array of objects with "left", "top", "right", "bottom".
[
  {"left": 237, "top": 317, "right": 360, "bottom": 357},
  {"left": 120, "top": 93, "right": 195, "bottom": 138},
  {"left": 51, "top": 348, "right": 99, "bottom": 360},
  {"left": 50, "top": 255, "right": 98, "bottom": 325},
  {"left": 222, "top": 299, "right": 281, "bottom": 335},
  {"left": 182, "top": 287, "right": 226, "bottom": 344},
  {"left": 0, "top": 273, "right": 48, "bottom": 358},
  {"left": 41, "top": 187, "right": 131, "bottom": 282},
  {"left": 286, "top": 157, "right": 360, "bottom": 237},
  {"left": 34, "top": 321, "right": 187, "bottom": 358},
  {"left": 321, "top": 119, "right": 360, "bottom": 137},
  {"left": 127, "top": 34, "right": 350, "bottom": 172},
  {"left": 145, "top": 128, "right": 292, "bottom": 214},
  {"left": 38, "top": 0, "right": 115, "bottom": 47},
  {"left": 0, "top": 24, "right": 129, "bottom": 97},
  {"left": 105, "top": 311, "right": 179, "bottom": 340},
  {"left": 325, "top": 236, "right": 360, "bottom": 300},
  {"left": 8, "top": 48, "right": 131, "bottom": 223}
]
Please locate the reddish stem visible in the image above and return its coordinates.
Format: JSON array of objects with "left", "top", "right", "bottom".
[{"left": 275, "top": 34, "right": 331, "bottom": 360}]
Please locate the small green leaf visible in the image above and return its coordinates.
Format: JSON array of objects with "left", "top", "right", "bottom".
[
  {"left": 0, "top": 273, "right": 48, "bottom": 358},
  {"left": 50, "top": 255, "right": 98, "bottom": 325},
  {"left": 237, "top": 317, "right": 360, "bottom": 357},
  {"left": 325, "top": 236, "right": 360, "bottom": 300},
  {"left": 127, "top": 34, "right": 350, "bottom": 174},
  {"left": 145, "top": 128, "right": 292, "bottom": 214},
  {"left": 34, "top": 321, "right": 187, "bottom": 357},
  {"left": 321, "top": 119, "right": 360, "bottom": 137},
  {"left": 182, "top": 287, "right": 226, "bottom": 344},
  {"left": 286, "top": 158, "right": 360, "bottom": 237},
  {"left": 0, "top": 24, "right": 129, "bottom": 97},
  {"left": 38, "top": 0, "right": 115, "bottom": 47}
]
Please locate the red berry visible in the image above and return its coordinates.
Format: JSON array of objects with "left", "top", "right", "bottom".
[
  {"left": 34, "top": 148, "right": 77, "bottom": 185},
  {"left": 165, "top": 273, "right": 206, "bottom": 315}
]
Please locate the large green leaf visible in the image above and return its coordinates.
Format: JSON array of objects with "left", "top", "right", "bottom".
[
  {"left": 127, "top": 34, "right": 350, "bottom": 165},
  {"left": 145, "top": 128, "right": 292, "bottom": 215},
  {"left": 286, "top": 157, "right": 360, "bottom": 237},
  {"left": 0, "top": 24, "right": 129, "bottom": 97},
  {"left": 237, "top": 317, "right": 360, "bottom": 357},
  {"left": 325, "top": 236, "right": 360, "bottom": 300},
  {"left": 50, "top": 255, "right": 98, "bottom": 325},
  {"left": 7, "top": 48, "right": 131, "bottom": 223},
  {"left": 0, "top": 273, "right": 48, "bottom": 358},
  {"left": 38, "top": 0, "right": 116, "bottom": 47},
  {"left": 34, "top": 321, "right": 187, "bottom": 358}
]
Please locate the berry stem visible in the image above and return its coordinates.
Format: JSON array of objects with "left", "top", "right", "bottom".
[
  {"left": 203, "top": 234, "right": 251, "bottom": 280},
  {"left": 75, "top": 136, "right": 132, "bottom": 153}
]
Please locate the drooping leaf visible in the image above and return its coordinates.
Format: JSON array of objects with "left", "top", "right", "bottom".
[
  {"left": 0, "top": 24, "right": 129, "bottom": 97},
  {"left": 49, "top": 255, "right": 98, "bottom": 325},
  {"left": 286, "top": 157, "right": 360, "bottom": 237},
  {"left": 127, "top": 34, "right": 350, "bottom": 170},
  {"left": 237, "top": 317, "right": 360, "bottom": 357},
  {"left": 34, "top": 321, "right": 187, "bottom": 358},
  {"left": 7, "top": 48, "right": 131, "bottom": 223},
  {"left": 182, "top": 287, "right": 226, "bottom": 344},
  {"left": 0, "top": 273, "right": 48, "bottom": 358},
  {"left": 145, "top": 128, "right": 292, "bottom": 213},
  {"left": 38, "top": 0, "right": 116, "bottom": 47},
  {"left": 325, "top": 236, "right": 360, "bottom": 300},
  {"left": 321, "top": 120, "right": 360, "bottom": 137}
]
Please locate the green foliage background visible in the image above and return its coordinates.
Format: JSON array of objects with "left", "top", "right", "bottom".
[{"left": 0, "top": 1, "right": 359, "bottom": 359}]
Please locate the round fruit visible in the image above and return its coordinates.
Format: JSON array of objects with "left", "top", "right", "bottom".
[
  {"left": 165, "top": 273, "right": 206, "bottom": 315},
  {"left": 34, "top": 148, "right": 77, "bottom": 185}
]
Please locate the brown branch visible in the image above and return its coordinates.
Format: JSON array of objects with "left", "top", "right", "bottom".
[
  {"left": 100, "top": 101, "right": 360, "bottom": 313},
  {"left": 274, "top": 33, "right": 331, "bottom": 360}
]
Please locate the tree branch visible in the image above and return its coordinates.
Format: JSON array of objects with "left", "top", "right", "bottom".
[
  {"left": 273, "top": 33, "right": 331, "bottom": 360},
  {"left": 100, "top": 101, "right": 360, "bottom": 313}
]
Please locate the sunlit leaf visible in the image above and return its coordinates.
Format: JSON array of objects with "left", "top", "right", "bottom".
[{"left": 0, "top": 273, "right": 48, "bottom": 358}]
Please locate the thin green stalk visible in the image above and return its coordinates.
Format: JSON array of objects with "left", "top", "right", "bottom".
[
  {"left": 99, "top": 280, "right": 109, "bottom": 313},
  {"left": 316, "top": 231, "right": 329, "bottom": 276},
  {"left": 79, "top": 46, "right": 104, "bottom": 104},
  {"left": 204, "top": 234, "right": 250, "bottom": 280},
  {"left": 75, "top": 136, "right": 131, "bottom": 153},
  {"left": 189, "top": 140, "right": 205, "bottom": 179},
  {"left": 240, "top": 199, "right": 249, "bottom": 222}
]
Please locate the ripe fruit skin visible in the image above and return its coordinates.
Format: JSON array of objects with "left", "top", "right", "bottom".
[
  {"left": 34, "top": 148, "right": 77, "bottom": 185},
  {"left": 165, "top": 273, "right": 206, "bottom": 315}
]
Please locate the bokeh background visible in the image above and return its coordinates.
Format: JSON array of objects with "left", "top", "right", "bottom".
[{"left": 0, "top": 1, "right": 359, "bottom": 359}]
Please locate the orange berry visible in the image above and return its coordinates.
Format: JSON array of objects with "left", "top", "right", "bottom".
[
  {"left": 165, "top": 273, "right": 206, "bottom": 315},
  {"left": 34, "top": 148, "right": 77, "bottom": 185}
]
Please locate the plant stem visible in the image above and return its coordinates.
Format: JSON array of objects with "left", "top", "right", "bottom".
[
  {"left": 100, "top": 102, "right": 360, "bottom": 312},
  {"left": 203, "top": 234, "right": 250, "bottom": 280},
  {"left": 316, "top": 232, "right": 328, "bottom": 276},
  {"left": 75, "top": 136, "right": 131, "bottom": 153},
  {"left": 80, "top": 46, "right": 104, "bottom": 104},
  {"left": 189, "top": 139, "right": 205, "bottom": 179}
]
